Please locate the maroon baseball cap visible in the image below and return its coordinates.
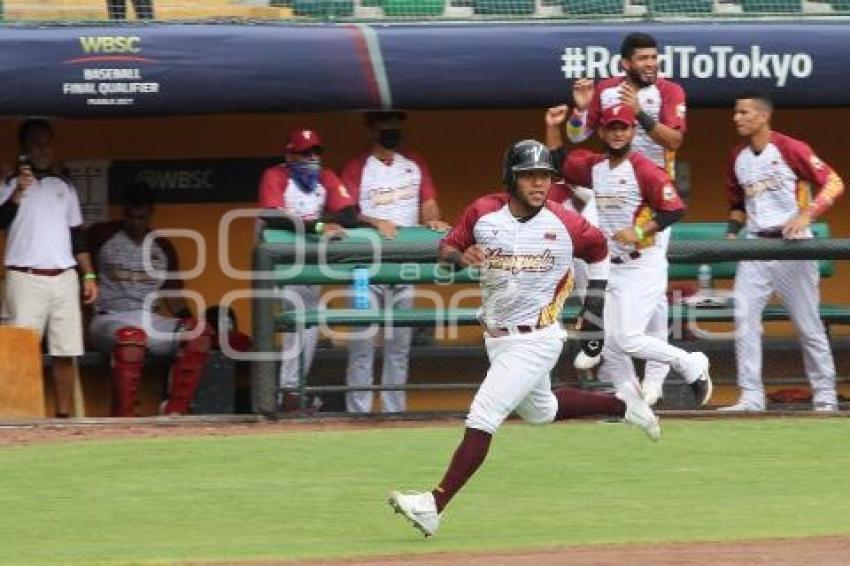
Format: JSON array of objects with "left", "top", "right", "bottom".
[
  {"left": 285, "top": 129, "right": 323, "bottom": 153},
  {"left": 599, "top": 105, "right": 636, "bottom": 127}
]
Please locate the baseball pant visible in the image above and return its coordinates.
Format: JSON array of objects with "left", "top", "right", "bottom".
[
  {"left": 598, "top": 248, "right": 697, "bottom": 386},
  {"left": 346, "top": 284, "right": 413, "bottom": 413},
  {"left": 643, "top": 228, "right": 671, "bottom": 388},
  {"left": 734, "top": 259, "right": 836, "bottom": 408},
  {"left": 90, "top": 310, "right": 180, "bottom": 356},
  {"left": 4, "top": 269, "right": 84, "bottom": 356},
  {"left": 279, "top": 285, "right": 322, "bottom": 389},
  {"left": 466, "top": 323, "right": 567, "bottom": 434}
]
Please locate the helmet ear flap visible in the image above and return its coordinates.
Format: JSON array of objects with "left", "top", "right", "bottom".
[{"left": 502, "top": 148, "right": 517, "bottom": 193}]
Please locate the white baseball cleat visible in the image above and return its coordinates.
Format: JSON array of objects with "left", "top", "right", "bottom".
[
  {"left": 616, "top": 381, "right": 662, "bottom": 442},
  {"left": 717, "top": 400, "right": 764, "bottom": 412},
  {"left": 387, "top": 491, "right": 440, "bottom": 537},
  {"left": 641, "top": 376, "right": 664, "bottom": 407},
  {"left": 684, "top": 352, "right": 713, "bottom": 406},
  {"left": 814, "top": 403, "right": 838, "bottom": 412}
]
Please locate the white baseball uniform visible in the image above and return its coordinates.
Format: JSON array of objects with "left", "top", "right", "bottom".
[
  {"left": 442, "top": 193, "right": 608, "bottom": 433},
  {"left": 89, "top": 223, "right": 183, "bottom": 356},
  {"left": 258, "top": 164, "right": 354, "bottom": 389},
  {"left": 340, "top": 150, "right": 437, "bottom": 413},
  {"left": 548, "top": 179, "right": 599, "bottom": 299},
  {"left": 727, "top": 131, "right": 844, "bottom": 409},
  {"left": 567, "top": 76, "right": 687, "bottom": 391},
  {"left": 562, "top": 150, "right": 705, "bottom": 387}
]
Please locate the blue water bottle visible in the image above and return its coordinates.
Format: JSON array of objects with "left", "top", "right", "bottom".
[{"left": 352, "top": 266, "right": 371, "bottom": 310}]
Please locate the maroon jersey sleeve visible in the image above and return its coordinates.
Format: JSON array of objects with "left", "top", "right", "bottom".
[
  {"left": 258, "top": 165, "right": 288, "bottom": 209},
  {"left": 561, "top": 149, "right": 598, "bottom": 188},
  {"left": 319, "top": 169, "right": 355, "bottom": 213},
  {"left": 440, "top": 193, "right": 507, "bottom": 252},
  {"left": 773, "top": 133, "right": 830, "bottom": 187},
  {"left": 403, "top": 151, "right": 437, "bottom": 202},
  {"left": 339, "top": 153, "right": 369, "bottom": 205},
  {"left": 547, "top": 181, "right": 574, "bottom": 204},
  {"left": 547, "top": 202, "right": 608, "bottom": 264},
  {"left": 631, "top": 154, "right": 685, "bottom": 213},
  {"left": 725, "top": 144, "right": 747, "bottom": 212},
  {"left": 657, "top": 78, "right": 687, "bottom": 132}
]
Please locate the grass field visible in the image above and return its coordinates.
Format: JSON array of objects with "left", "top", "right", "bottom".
[{"left": 1, "top": 418, "right": 850, "bottom": 565}]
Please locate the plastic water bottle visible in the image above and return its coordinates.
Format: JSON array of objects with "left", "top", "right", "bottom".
[
  {"left": 697, "top": 263, "right": 713, "bottom": 292},
  {"left": 352, "top": 266, "right": 371, "bottom": 310}
]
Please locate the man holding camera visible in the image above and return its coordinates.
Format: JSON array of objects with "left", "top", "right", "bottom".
[{"left": 0, "top": 118, "right": 98, "bottom": 418}]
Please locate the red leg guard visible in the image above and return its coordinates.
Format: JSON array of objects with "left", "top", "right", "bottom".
[
  {"left": 111, "top": 327, "right": 148, "bottom": 417},
  {"left": 164, "top": 322, "right": 214, "bottom": 415}
]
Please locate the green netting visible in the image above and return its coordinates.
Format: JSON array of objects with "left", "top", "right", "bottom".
[
  {"left": 473, "top": 0, "right": 536, "bottom": 15},
  {"left": 292, "top": 0, "right": 355, "bottom": 17},
  {"left": 741, "top": 0, "right": 801, "bottom": 11},
  {"left": 562, "top": 0, "right": 625, "bottom": 15},
  {"left": 2, "top": 0, "right": 850, "bottom": 23},
  {"left": 383, "top": 0, "right": 446, "bottom": 16}
]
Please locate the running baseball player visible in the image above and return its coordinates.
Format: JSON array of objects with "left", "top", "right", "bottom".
[
  {"left": 551, "top": 104, "right": 712, "bottom": 407},
  {"left": 340, "top": 110, "right": 450, "bottom": 414},
  {"left": 721, "top": 92, "right": 844, "bottom": 412},
  {"left": 387, "top": 139, "right": 660, "bottom": 538},
  {"left": 562, "top": 32, "right": 687, "bottom": 405},
  {"left": 257, "top": 128, "right": 358, "bottom": 412}
]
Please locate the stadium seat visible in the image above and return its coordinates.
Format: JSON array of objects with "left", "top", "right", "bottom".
[
  {"left": 562, "top": 0, "right": 625, "bottom": 14},
  {"left": 829, "top": 0, "right": 850, "bottom": 9},
  {"left": 292, "top": 0, "right": 355, "bottom": 17},
  {"left": 649, "top": 0, "right": 713, "bottom": 12},
  {"left": 740, "top": 0, "right": 801, "bottom": 11},
  {"left": 473, "top": 0, "right": 536, "bottom": 14},
  {"left": 383, "top": 0, "right": 446, "bottom": 16}
]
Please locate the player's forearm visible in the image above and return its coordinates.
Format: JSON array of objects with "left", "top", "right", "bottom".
[
  {"left": 807, "top": 171, "right": 845, "bottom": 218},
  {"left": 323, "top": 205, "right": 358, "bottom": 228},
  {"left": 643, "top": 120, "right": 683, "bottom": 151},
  {"left": 420, "top": 199, "right": 441, "bottom": 224},
  {"left": 545, "top": 123, "right": 565, "bottom": 151},
  {"left": 566, "top": 109, "right": 592, "bottom": 143},
  {"left": 726, "top": 209, "right": 746, "bottom": 236},
  {"left": 75, "top": 252, "right": 94, "bottom": 275},
  {"left": 358, "top": 212, "right": 385, "bottom": 229},
  {"left": 438, "top": 245, "right": 466, "bottom": 269},
  {"left": 643, "top": 209, "right": 684, "bottom": 236}
]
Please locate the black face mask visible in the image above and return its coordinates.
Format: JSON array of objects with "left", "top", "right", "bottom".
[{"left": 377, "top": 128, "right": 402, "bottom": 150}]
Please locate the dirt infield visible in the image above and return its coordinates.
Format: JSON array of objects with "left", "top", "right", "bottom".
[{"left": 208, "top": 536, "right": 850, "bottom": 565}]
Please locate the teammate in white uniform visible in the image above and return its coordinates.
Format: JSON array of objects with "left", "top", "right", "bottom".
[
  {"left": 386, "top": 140, "right": 660, "bottom": 538},
  {"left": 340, "top": 111, "right": 449, "bottom": 413},
  {"left": 257, "top": 128, "right": 358, "bottom": 412},
  {"left": 720, "top": 93, "right": 844, "bottom": 412},
  {"left": 88, "top": 186, "right": 214, "bottom": 417},
  {"left": 552, "top": 104, "right": 712, "bottom": 407},
  {"left": 562, "top": 32, "right": 687, "bottom": 405}
]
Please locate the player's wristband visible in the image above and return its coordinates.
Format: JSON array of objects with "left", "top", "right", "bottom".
[
  {"left": 83, "top": 272, "right": 97, "bottom": 281},
  {"left": 633, "top": 225, "right": 645, "bottom": 240},
  {"left": 313, "top": 221, "right": 325, "bottom": 235},
  {"left": 636, "top": 110, "right": 658, "bottom": 132}
]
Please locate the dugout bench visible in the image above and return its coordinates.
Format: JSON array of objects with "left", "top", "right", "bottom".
[{"left": 252, "top": 223, "right": 850, "bottom": 415}]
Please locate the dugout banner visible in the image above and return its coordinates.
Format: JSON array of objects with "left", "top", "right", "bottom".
[{"left": 0, "top": 22, "right": 846, "bottom": 117}]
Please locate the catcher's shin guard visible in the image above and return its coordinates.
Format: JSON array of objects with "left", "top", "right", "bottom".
[
  {"left": 111, "top": 327, "right": 148, "bottom": 417},
  {"left": 163, "top": 322, "right": 214, "bottom": 415}
]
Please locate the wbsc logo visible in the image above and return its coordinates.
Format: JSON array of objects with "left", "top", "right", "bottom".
[{"left": 79, "top": 36, "right": 141, "bottom": 54}]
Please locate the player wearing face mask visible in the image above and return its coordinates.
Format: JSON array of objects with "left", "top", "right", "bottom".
[{"left": 339, "top": 111, "right": 450, "bottom": 414}]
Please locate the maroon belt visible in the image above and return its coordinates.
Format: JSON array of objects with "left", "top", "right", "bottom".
[
  {"left": 486, "top": 324, "right": 543, "bottom": 337},
  {"left": 611, "top": 251, "right": 642, "bottom": 265},
  {"left": 6, "top": 266, "right": 68, "bottom": 276}
]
